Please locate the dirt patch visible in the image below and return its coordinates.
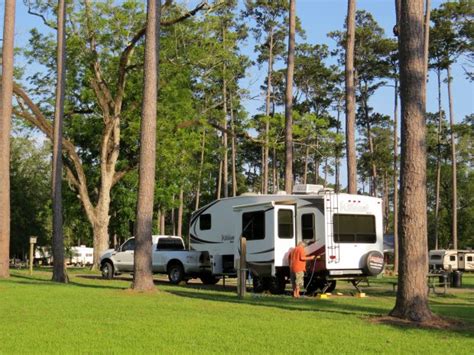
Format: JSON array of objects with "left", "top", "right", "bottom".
[{"left": 369, "top": 315, "right": 468, "bottom": 331}]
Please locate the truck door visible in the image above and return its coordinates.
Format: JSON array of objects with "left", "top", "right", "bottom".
[
  {"left": 273, "top": 205, "right": 296, "bottom": 268},
  {"left": 115, "top": 238, "right": 135, "bottom": 271}
]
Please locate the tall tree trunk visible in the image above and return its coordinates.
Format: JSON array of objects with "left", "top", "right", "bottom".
[
  {"left": 160, "top": 211, "right": 165, "bottom": 236},
  {"left": 447, "top": 65, "right": 457, "bottom": 250},
  {"left": 177, "top": 187, "right": 183, "bottom": 237},
  {"left": 335, "top": 98, "right": 342, "bottom": 193},
  {"left": 423, "top": 0, "right": 431, "bottom": 81},
  {"left": 0, "top": 0, "right": 15, "bottom": 279},
  {"left": 230, "top": 92, "right": 237, "bottom": 196},
  {"left": 314, "top": 150, "right": 320, "bottom": 185},
  {"left": 156, "top": 209, "right": 161, "bottom": 234},
  {"left": 345, "top": 0, "right": 357, "bottom": 194},
  {"left": 195, "top": 129, "right": 206, "bottom": 209},
  {"left": 323, "top": 158, "right": 328, "bottom": 187},
  {"left": 264, "top": 29, "right": 274, "bottom": 194},
  {"left": 303, "top": 146, "right": 309, "bottom": 185},
  {"left": 284, "top": 0, "right": 296, "bottom": 194},
  {"left": 393, "top": 77, "right": 399, "bottom": 273},
  {"left": 217, "top": 158, "right": 222, "bottom": 199},
  {"left": 434, "top": 67, "right": 442, "bottom": 250},
  {"left": 51, "top": 0, "right": 68, "bottom": 283},
  {"left": 222, "top": 29, "right": 228, "bottom": 198},
  {"left": 272, "top": 147, "right": 277, "bottom": 193},
  {"left": 383, "top": 173, "right": 390, "bottom": 233},
  {"left": 171, "top": 195, "right": 176, "bottom": 235},
  {"left": 133, "top": 0, "right": 161, "bottom": 292},
  {"left": 390, "top": 0, "right": 433, "bottom": 322}
]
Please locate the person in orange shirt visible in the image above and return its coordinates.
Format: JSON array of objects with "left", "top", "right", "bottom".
[{"left": 290, "top": 241, "right": 315, "bottom": 298}]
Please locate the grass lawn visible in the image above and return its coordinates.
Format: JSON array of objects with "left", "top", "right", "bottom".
[{"left": 0, "top": 269, "right": 473, "bottom": 354}]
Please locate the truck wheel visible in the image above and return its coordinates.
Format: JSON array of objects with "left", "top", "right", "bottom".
[
  {"left": 101, "top": 261, "right": 114, "bottom": 280},
  {"left": 200, "top": 274, "right": 220, "bottom": 285},
  {"left": 168, "top": 263, "right": 184, "bottom": 285}
]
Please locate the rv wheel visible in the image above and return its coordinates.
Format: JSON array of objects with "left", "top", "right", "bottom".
[
  {"left": 168, "top": 263, "right": 185, "bottom": 284},
  {"left": 269, "top": 275, "right": 286, "bottom": 295},
  {"left": 325, "top": 281, "right": 336, "bottom": 293},
  {"left": 252, "top": 275, "right": 265, "bottom": 293},
  {"left": 200, "top": 273, "right": 220, "bottom": 285},
  {"left": 101, "top": 261, "right": 114, "bottom": 280}
]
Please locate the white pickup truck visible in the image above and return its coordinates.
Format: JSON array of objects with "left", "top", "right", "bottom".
[{"left": 99, "top": 235, "right": 216, "bottom": 284}]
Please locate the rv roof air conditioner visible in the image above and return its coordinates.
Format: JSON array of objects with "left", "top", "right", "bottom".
[{"left": 292, "top": 184, "right": 325, "bottom": 194}]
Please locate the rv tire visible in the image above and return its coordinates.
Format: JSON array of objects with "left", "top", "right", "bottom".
[
  {"left": 167, "top": 262, "right": 185, "bottom": 284},
  {"left": 252, "top": 275, "right": 265, "bottom": 293},
  {"left": 101, "top": 261, "right": 114, "bottom": 280},
  {"left": 269, "top": 275, "right": 286, "bottom": 295},
  {"left": 200, "top": 273, "right": 220, "bottom": 285}
]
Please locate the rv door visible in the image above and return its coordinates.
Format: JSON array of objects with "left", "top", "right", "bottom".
[{"left": 273, "top": 205, "right": 296, "bottom": 268}]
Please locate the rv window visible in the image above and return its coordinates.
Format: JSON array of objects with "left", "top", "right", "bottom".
[
  {"left": 468, "top": 256, "right": 473, "bottom": 262},
  {"left": 157, "top": 238, "right": 185, "bottom": 251},
  {"left": 200, "top": 214, "right": 211, "bottom": 230},
  {"left": 450, "top": 255, "right": 456, "bottom": 261},
  {"left": 278, "top": 209, "right": 294, "bottom": 239},
  {"left": 333, "top": 214, "right": 376, "bottom": 244},
  {"left": 242, "top": 211, "right": 265, "bottom": 241},
  {"left": 301, "top": 214, "right": 315, "bottom": 240},
  {"left": 121, "top": 239, "right": 135, "bottom": 251},
  {"left": 430, "top": 255, "right": 442, "bottom": 260}
]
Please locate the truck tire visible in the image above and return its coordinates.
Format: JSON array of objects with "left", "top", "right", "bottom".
[
  {"left": 200, "top": 273, "right": 220, "bottom": 285},
  {"left": 101, "top": 261, "right": 114, "bottom": 280},
  {"left": 168, "top": 262, "right": 185, "bottom": 284}
]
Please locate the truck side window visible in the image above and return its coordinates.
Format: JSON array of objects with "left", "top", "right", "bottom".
[
  {"left": 301, "top": 213, "right": 314, "bottom": 240},
  {"left": 200, "top": 214, "right": 211, "bottom": 230},
  {"left": 242, "top": 211, "right": 265, "bottom": 241},
  {"left": 122, "top": 239, "right": 135, "bottom": 251}
]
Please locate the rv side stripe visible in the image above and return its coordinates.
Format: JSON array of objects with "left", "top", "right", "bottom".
[
  {"left": 248, "top": 260, "right": 274, "bottom": 264},
  {"left": 190, "top": 200, "right": 219, "bottom": 226},
  {"left": 249, "top": 248, "right": 274, "bottom": 255},
  {"left": 189, "top": 233, "right": 222, "bottom": 244}
]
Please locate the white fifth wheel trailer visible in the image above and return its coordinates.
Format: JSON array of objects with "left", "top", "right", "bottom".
[
  {"left": 429, "top": 249, "right": 474, "bottom": 271},
  {"left": 189, "top": 184, "right": 384, "bottom": 294}
]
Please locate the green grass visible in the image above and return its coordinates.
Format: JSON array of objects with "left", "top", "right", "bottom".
[{"left": 0, "top": 270, "right": 473, "bottom": 354}]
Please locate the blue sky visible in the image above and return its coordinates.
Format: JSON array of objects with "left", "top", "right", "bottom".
[{"left": 3, "top": 0, "right": 474, "bottom": 188}]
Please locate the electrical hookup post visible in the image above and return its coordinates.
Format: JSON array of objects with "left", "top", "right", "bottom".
[
  {"left": 237, "top": 236, "right": 247, "bottom": 299},
  {"left": 29, "top": 236, "right": 37, "bottom": 275}
]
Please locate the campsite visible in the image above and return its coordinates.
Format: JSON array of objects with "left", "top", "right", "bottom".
[{"left": 0, "top": 0, "right": 473, "bottom": 353}]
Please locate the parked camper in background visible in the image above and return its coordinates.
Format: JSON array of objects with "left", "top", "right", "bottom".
[
  {"left": 189, "top": 184, "right": 385, "bottom": 294},
  {"left": 429, "top": 249, "right": 474, "bottom": 271},
  {"left": 69, "top": 246, "right": 94, "bottom": 266}
]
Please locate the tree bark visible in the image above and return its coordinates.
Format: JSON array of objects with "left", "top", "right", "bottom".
[
  {"left": 303, "top": 146, "right": 309, "bottom": 185},
  {"left": 284, "top": 0, "right": 296, "bottom": 194},
  {"left": 423, "top": 0, "right": 431, "bottom": 81},
  {"left": 51, "top": 0, "right": 68, "bottom": 283},
  {"left": 345, "top": 0, "right": 357, "bottom": 194},
  {"left": 0, "top": 0, "right": 15, "bottom": 278},
  {"left": 390, "top": 0, "right": 434, "bottom": 322},
  {"left": 132, "top": 0, "right": 161, "bottom": 292},
  {"left": 393, "top": 77, "right": 399, "bottom": 273},
  {"left": 335, "top": 98, "right": 342, "bottom": 193},
  {"left": 447, "top": 65, "right": 457, "bottom": 250}
]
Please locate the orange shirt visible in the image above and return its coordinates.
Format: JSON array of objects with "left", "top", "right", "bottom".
[{"left": 291, "top": 246, "right": 307, "bottom": 273}]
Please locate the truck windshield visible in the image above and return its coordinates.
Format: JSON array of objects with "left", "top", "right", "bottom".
[{"left": 157, "top": 238, "right": 185, "bottom": 251}]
